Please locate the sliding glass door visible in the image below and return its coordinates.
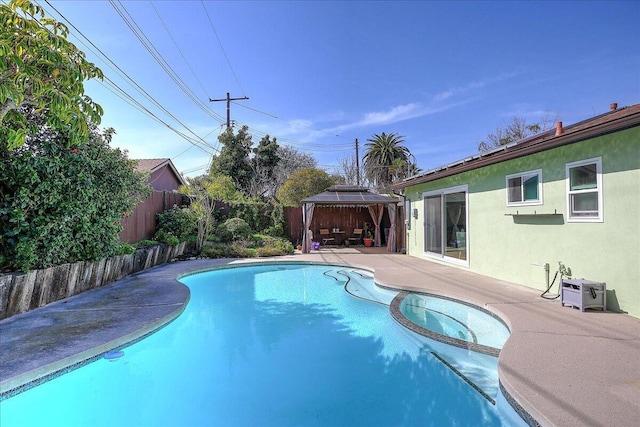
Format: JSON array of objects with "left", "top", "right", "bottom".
[
  {"left": 423, "top": 186, "right": 468, "bottom": 264},
  {"left": 425, "top": 195, "right": 442, "bottom": 254}
]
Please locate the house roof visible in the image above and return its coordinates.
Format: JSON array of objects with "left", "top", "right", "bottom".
[
  {"left": 394, "top": 103, "right": 640, "bottom": 190},
  {"left": 301, "top": 185, "right": 399, "bottom": 205},
  {"left": 134, "top": 158, "right": 187, "bottom": 187}
]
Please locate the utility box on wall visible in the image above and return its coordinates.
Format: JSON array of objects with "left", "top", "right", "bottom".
[{"left": 561, "top": 278, "right": 606, "bottom": 312}]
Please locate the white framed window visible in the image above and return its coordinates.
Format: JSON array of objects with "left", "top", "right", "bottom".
[
  {"left": 566, "top": 157, "right": 603, "bottom": 222},
  {"left": 506, "top": 169, "right": 543, "bottom": 206}
]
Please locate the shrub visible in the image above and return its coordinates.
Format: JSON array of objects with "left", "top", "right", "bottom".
[
  {"left": 156, "top": 206, "right": 196, "bottom": 241},
  {"left": 0, "top": 125, "right": 150, "bottom": 272},
  {"left": 256, "top": 245, "right": 289, "bottom": 257},
  {"left": 134, "top": 239, "right": 159, "bottom": 248},
  {"left": 114, "top": 243, "right": 136, "bottom": 255},
  {"left": 223, "top": 218, "right": 252, "bottom": 240},
  {"left": 263, "top": 223, "right": 284, "bottom": 237},
  {"left": 153, "top": 230, "right": 180, "bottom": 246},
  {"left": 260, "top": 236, "right": 294, "bottom": 253},
  {"left": 200, "top": 243, "right": 253, "bottom": 258},
  {"left": 212, "top": 222, "right": 234, "bottom": 243}
]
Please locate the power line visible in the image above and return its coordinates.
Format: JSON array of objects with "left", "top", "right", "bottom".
[
  {"left": 36, "top": 1, "right": 356, "bottom": 171},
  {"left": 41, "top": 0, "right": 219, "bottom": 156},
  {"left": 232, "top": 101, "right": 353, "bottom": 142},
  {"left": 239, "top": 125, "right": 352, "bottom": 152},
  {"left": 110, "top": 0, "right": 225, "bottom": 126},
  {"left": 100, "top": 75, "right": 215, "bottom": 155},
  {"left": 149, "top": 0, "right": 211, "bottom": 100},
  {"left": 200, "top": 0, "right": 247, "bottom": 97}
]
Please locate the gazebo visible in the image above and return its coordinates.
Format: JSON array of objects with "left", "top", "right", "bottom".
[{"left": 300, "top": 185, "right": 401, "bottom": 253}]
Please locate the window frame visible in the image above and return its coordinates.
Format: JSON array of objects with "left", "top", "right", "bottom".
[
  {"left": 565, "top": 157, "right": 603, "bottom": 223},
  {"left": 505, "top": 169, "right": 543, "bottom": 206},
  {"left": 422, "top": 184, "right": 469, "bottom": 267}
]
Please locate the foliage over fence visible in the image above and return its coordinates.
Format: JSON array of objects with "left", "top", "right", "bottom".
[
  {"left": 227, "top": 199, "right": 285, "bottom": 237},
  {"left": 0, "top": 127, "right": 150, "bottom": 272}
]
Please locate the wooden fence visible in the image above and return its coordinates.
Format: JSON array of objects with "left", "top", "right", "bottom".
[
  {"left": 121, "top": 198, "right": 405, "bottom": 251},
  {"left": 284, "top": 207, "right": 304, "bottom": 245},
  {"left": 120, "top": 191, "right": 185, "bottom": 244}
]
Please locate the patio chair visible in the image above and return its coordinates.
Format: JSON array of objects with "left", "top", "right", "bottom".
[
  {"left": 319, "top": 229, "right": 335, "bottom": 245},
  {"left": 348, "top": 228, "right": 363, "bottom": 245}
]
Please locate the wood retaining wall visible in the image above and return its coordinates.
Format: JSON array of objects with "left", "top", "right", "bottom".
[{"left": 0, "top": 243, "right": 186, "bottom": 320}]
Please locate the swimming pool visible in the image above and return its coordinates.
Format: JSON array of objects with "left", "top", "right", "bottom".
[{"left": 0, "top": 263, "right": 522, "bottom": 426}]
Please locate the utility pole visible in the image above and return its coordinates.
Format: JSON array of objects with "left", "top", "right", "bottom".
[
  {"left": 355, "top": 138, "right": 360, "bottom": 186},
  {"left": 209, "top": 92, "right": 249, "bottom": 128}
]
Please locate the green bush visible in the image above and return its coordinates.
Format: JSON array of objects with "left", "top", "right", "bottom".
[
  {"left": 228, "top": 199, "right": 286, "bottom": 236},
  {"left": 268, "top": 204, "right": 286, "bottom": 237},
  {"left": 260, "top": 236, "right": 294, "bottom": 255},
  {"left": 156, "top": 206, "right": 196, "bottom": 240},
  {"left": 114, "top": 243, "right": 136, "bottom": 255},
  {"left": 212, "top": 222, "right": 234, "bottom": 243},
  {"left": 0, "top": 125, "right": 150, "bottom": 272},
  {"left": 223, "top": 217, "right": 252, "bottom": 240},
  {"left": 199, "top": 235, "right": 292, "bottom": 259},
  {"left": 200, "top": 243, "right": 253, "bottom": 258},
  {"left": 134, "top": 239, "right": 159, "bottom": 248},
  {"left": 256, "top": 245, "right": 290, "bottom": 257},
  {"left": 153, "top": 230, "right": 180, "bottom": 246},
  {"left": 263, "top": 223, "right": 284, "bottom": 237}
]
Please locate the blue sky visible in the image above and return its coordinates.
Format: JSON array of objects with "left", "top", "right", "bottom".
[{"left": 35, "top": 0, "right": 639, "bottom": 177}]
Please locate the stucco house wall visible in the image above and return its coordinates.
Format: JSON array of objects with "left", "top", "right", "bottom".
[{"left": 403, "top": 125, "right": 639, "bottom": 318}]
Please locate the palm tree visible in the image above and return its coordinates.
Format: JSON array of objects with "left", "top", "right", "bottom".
[{"left": 363, "top": 132, "right": 410, "bottom": 189}]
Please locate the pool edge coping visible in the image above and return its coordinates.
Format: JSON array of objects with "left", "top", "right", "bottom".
[
  {"left": 0, "top": 292, "right": 190, "bottom": 400},
  {"left": 389, "top": 291, "right": 503, "bottom": 357}
]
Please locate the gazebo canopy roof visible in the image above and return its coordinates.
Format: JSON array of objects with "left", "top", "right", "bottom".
[{"left": 301, "top": 185, "right": 399, "bottom": 205}]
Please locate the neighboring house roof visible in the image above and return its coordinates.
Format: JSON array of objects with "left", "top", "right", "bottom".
[
  {"left": 134, "top": 158, "right": 187, "bottom": 189},
  {"left": 394, "top": 103, "right": 640, "bottom": 189},
  {"left": 301, "top": 185, "right": 399, "bottom": 205}
]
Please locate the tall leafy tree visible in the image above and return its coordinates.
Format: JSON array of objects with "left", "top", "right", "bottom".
[
  {"left": 0, "top": 0, "right": 104, "bottom": 150},
  {"left": 271, "top": 145, "right": 317, "bottom": 197},
  {"left": 250, "top": 134, "right": 280, "bottom": 198},
  {"left": 0, "top": 117, "right": 150, "bottom": 271},
  {"left": 363, "top": 132, "right": 410, "bottom": 189},
  {"left": 209, "top": 125, "right": 253, "bottom": 193},
  {"left": 276, "top": 168, "right": 335, "bottom": 207}
]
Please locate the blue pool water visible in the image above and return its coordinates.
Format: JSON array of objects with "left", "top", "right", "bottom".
[{"left": 1, "top": 263, "right": 520, "bottom": 426}]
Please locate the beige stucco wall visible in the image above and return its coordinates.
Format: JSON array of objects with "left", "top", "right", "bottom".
[{"left": 405, "top": 127, "right": 640, "bottom": 318}]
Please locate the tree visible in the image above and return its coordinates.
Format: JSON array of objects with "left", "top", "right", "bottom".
[
  {"left": 388, "top": 157, "right": 421, "bottom": 182},
  {"left": 0, "top": 120, "right": 150, "bottom": 271},
  {"left": 477, "top": 114, "right": 558, "bottom": 152},
  {"left": 249, "top": 134, "right": 280, "bottom": 198},
  {"left": 272, "top": 145, "right": 317, "bottom": 197},
  {"left": 0, "top": 0, "right": 104, "bottom": 150},
  {"left": 363, "top": 132, "right": 410, "bottom": 190},
  {"left": 337, "top": 154, "right": 363, "bottom": 186},
  {"left": 276, "top": 168, "right": 335, "bottom": 207},
  {"left": 180, "top": 174, "right": 237, "bottom": 250},
  {"left": 208, "top": 125, "right": 253, "bottom": 193}
]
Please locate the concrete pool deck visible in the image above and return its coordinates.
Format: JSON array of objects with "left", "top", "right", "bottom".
[{"left": 1, "top": 251, "right": 639, "bottom": 426}]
